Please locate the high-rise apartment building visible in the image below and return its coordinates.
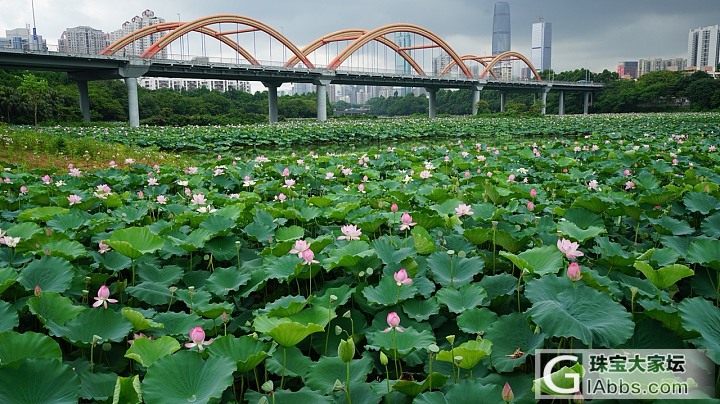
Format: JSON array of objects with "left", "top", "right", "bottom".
[
  {"left": 616, "top": 61, "right": 639, "bottom": 79},
  {"left": 108, "top": 10, "right": 167, "bottom": 58},
  {"left": 638, "top": 58, "right": 687, "bottom": 76},
  {"left": 687, "top": 25, "right": 720, "bottom": 71},
  {"left": 395, "top": 32, "right": 412, "bottom": 95},
  {"left": 492, "top": 2, "right": 511, "bottom": 55},
  {"left": 58, "top": 26, "right": 107, "bottom": 55},
  {"left": 531, "top": 20, "right": 552, "bottom": 72}
]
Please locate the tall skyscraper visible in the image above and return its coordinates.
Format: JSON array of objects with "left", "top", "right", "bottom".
[
  {"left": 492, "top": 2, "right": 511, "bottom": 55},
  {"left": 531, "top": 20, "right": 552, "bottom": 72},
  {"left": 395, "top": 32, "right": 412, "bottom": 95},
  {"left": 109, "top": 10, "right": 167, "bottom": 58},
  {"left": 687, "top": 25, "right": 720, "bottom": 71},
  {"left": 58, "top": 26, "right": 107, "bottom": 55}
]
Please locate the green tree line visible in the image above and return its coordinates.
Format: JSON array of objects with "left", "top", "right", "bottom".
[{"left": 1, "top": 67, "right": 718, "bottom": 125}]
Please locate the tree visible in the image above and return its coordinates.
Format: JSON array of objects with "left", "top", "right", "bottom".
[
  {"left": 18, "top": 73, "right": 49, "bottom": 127},
  {"left": 686, "top": 78, "right": 720, "bottom": 110}
]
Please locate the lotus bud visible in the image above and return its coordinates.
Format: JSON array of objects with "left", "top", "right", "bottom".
[
  {"left": 261, "top": 380, "right": 274, "bottom": 393},
  {"left": 34, "top": 285, "right": 42, "bottom": 297},
  {"left": 338, "top": 337, "right": 355, "bottom": 363},
  {"left": 502, "top": 382, "right": 514, "bottom": 403},
  {"left": 380, "top": 351, "right": 389, "bottom": 366}
]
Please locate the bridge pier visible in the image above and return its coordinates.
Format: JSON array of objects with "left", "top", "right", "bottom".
[
  {"left": 427, "top": 88, "right": 437, "bottom": 118},
  {"left": 471, "top": 84, "right": 483, "bottom": 115},
  {"left": 558, "top": 91, "right": 565, "bottom": 115},
  {"left": 500, "top": 92, "right": 506, "bottom": 113},
  {"left": 263, "top": 82, "right": 279, "bottom": 124},
  {"left": 76, "top": 80, "right": 91, "bottom": 122},
  {"left": 583, "top": 92, "right": 590, "bottom": 115},
  {"left": 315, "top": 79, "right": 332, "bottom": 122},
  {"left": 124, "top": 77, "right": 140, "bottom": 127},
  {"left": 541, "top": 87, "right": 550, "bottom": 115}
]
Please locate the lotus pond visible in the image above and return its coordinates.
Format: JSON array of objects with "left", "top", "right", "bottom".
[{"left": 0, "top": 113, "right": 719, "bottom": 403}]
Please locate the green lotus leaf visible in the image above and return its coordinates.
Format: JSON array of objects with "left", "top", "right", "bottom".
[
  {"left": 194, "top": 302, "right": 234, "bottom": 319},
  {"left": 525, "top": 275, "right": 634, "bottom": 348},
  {"left": 166, "top": 228, "right": 214, "bottom": 252},
  {"left": 50, "top": 307, "right": 132, "bottom": 346},
  {"left": 42, "top": 239, "right": 87, "bottom": 260},
  {"left": 392, "top": 372, "right": 449, "bottom": 397},
  {"left": 245, "top": 387, "right": 332, "bottom": 404},
  {"left": 556, "top": 221, "right": 606, "bottom": 243},
  {"left": 326, "top": 240, "right": 376, "bottom": 269},
  {"left": 478, "top": 273, "right": 518, "bottom": 300},
  {"left": 313, "top": 284, "right": 355, "bottom": 309},
  {"left": 305, "top": 355, "right": 374, "bottom": 394},
  {"left": 679, "top": 297, "right": 720, "bottom": 364},
  {"left": 46, "top": 212, "right": 86, "bottom": 235},
  {"left": 562, "top": 208, "right": 604, "bottom": 229},
  {"left": 27, "top": 292, "right": 85, "bottom": 326},
  {"left": 152, "top": 312, "right": 204, "bottom": 336},
  {"left": 243, "top": 210, "right": 276, "bottom": 243},
  {"left": 485, "top": 313, "right": 546, "bottom": 372},
  {"left": 126, "top": 282, "right": 172, "bottom": 306},
  {"left": 456, "top": 307, "right": 498, "bottom": 335},
  {"left": 638, "top": 189, "right": 676, "bottom": 206},
  {"left": 650, "top": 216, "right": 695, "bottom": 236},
  {"left": 113, "top": 375, "right": 142, "bottom": 404},
  {"left": 106, "top": 227, "right": 164, "bottom": 259},
  {"left": 19, "top": 255, "right": 74, "bottom": 293},
  {"left": 93, "top": 251, "right": 132, "bottom": 272},
  {"left": 205, "top": 266, "right": 252, "bottom": 297},
  {"left": 137, "top": 264, "right": 183, "bottom": 286},
  {"left": 142, "top": 350, "right": 235, "bottom": 404},
  {"left": 0, "top": 331, "right": 61, "bottom": 365},
  {"left": 121, "top": 307, "right": 163, "bottom": 332},
  {"left": 463, "top": 227, "right": 493, "bottom": 245},
  {"left": 686, "top": 238, "right": 720, "bottom": 270},
  {"left": 0, "top": 266, "right": 17, "bottom": 294},
  {"left": 199, "top": 214, "right": 236, "bottom": 235},
  {"left": 275, "top": 225, "right": 306, "bottom": 242},
  {"left": 253, "top": 315, "right": 324, "bottom": 347},
  {"left": 362, "top": 275, "right": 418, "bottom": 306},
  {"left": 265, "top": 345, "right": 312, "bottom": 378},
  {"left": 262, "top": 295, "right": 307, "bottom": 317},
  {"left": 0, "top": 299, "right": 18, "bottom": 332},
  {"left": 365, "top": 327, "right": 435, "bottom": 359},
  {"left": 72, "top": 360, "right": 117, "bottom": 402},
  {"left": 372, "top": 238, "right": 415, "bottom": 272},
  {"left": 401, "top": 297, "right": 440, "bottom": 321},
  {"left": 436, "top": 283, "right": 489, "bottom": 314},
  {"left": 437, "top": 339, "right": 492, "bottom": 370},
  {"left": 207, "top": 335, "right": 273, "bottom": 373},
  {"left": 701, "top": 212, "right": 720, "bottom": 238},
  {"left": 112, "top": 205, "right": 149, "bottom": 224},
  {"left": 532, "top": 362, "right": 584, "bottom": 396},
  {"left": 412, "top": 226, "right": 438, "bottom": 255},
  {"left": 17, "top": 206, "right": 69, "bottom": 222},
  {"left": 683, "top": 192, "right": 719, "bottom": 215},
  {"left": 633, "top": 261, "right": 693, "bottom": 290},
  {"left": 0, "top": 358, "right": 80, "bottom": 404},
  {"left": 427, "top": 252, "right": 484, "bottom": 287},
  {"left": 124, "top": 336, "right": 180, "bottom": 367},
  {"left": 571, "top": 195, "right": 611, "bottom": 213}
]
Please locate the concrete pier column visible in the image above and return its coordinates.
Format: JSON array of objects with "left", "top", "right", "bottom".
[
  {"left": 315, "top": 79, "right": 332, "bottom": 122},
  {"left": 583, "top": 92, "right": 590, "bottom": 115},
  {"left": 262, "top": 82, "right": 279, "bottom": 124},
  {"left": 427, "top": 88, "right": 437, "bottom": 118},
  {"left": 77, "top": 80, "right": 90, "bottom": 122},
  {"left": 558, "top": 91, "right": 565, "bottom": 115},
  {"left": 471, "top": 84, "right": 483, "bottom": 115},
  {"left": 541, "top": 87, "right": 550, "bottom": 115},
  {"left": 124, "top": 77, "right": 140, "bottom": 127},
  {"left": 500, "top": 92, "right": 506, "bottom": 112}
]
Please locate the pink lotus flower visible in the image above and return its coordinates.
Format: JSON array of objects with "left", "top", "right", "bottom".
[
  {"left": 399, "top": 212, "right": 417, "bottom": 231},
  {"left": 301, "top": 249, "right": 319, "bottom": 265},
  {"left": 68, "top": 168, "right": 82, "bottom": 177},
  {"left": 41, "top": 174, "right": 52, "bottom": 184},
  {"left": 391, "top": 203, "right": 398, "bottom": 212},
  {"left": 527, "top": 201, "right": 535, "bottom": 211},
  {"left": 530, "top": 188, "right": 537, "bottom": 198},
  {"left": 507, "top": 174, "right": 516, "bottom": 182},
  {"left": 419, "top": 170, "right": 432, "bottom": 179},
  {"left": 281, "top": 167, "right": 290, "bottom": 177},
  {"left": 289, "top": 239, "right": 311, "bottom": 258},
  {"left": 455, "top": 203, "right": 474, "bottom": 217},
  {"left": 567, "top": 262, "right": 583, "bottom": 281},
  {"left": 92, "top": 285, "right": 118, "bottom": 309},
  {"left": 393, "top": 269, "right": 412, "bottom": 286},
  {"left": 325, "top": 172, "right": 335, "bottom": 180},
  {"left": 147, "top": 177, "right": 158, "bottom": 186},
  {"left": 187, "top": 166, "right": 198, "bottom": 174},
  {"left": 98, "top": 241, "right": 111, "bottom": 254},
  {"left": 625, "top": 181, "right": 636, "bottom": 190},
  {"left": 67, "top": 194, "right": 82, "bottom": 206},
  {"left": 191, "top": 193, "right": 207, "bottom": 206},
  {"left": 185, "top": 326, "right": 213, "bottom": 351},
  {"left": 337, "top": 224, "right": 362, "bottom": 241},
  {"left": 502, "top": 382, "right": 514, "bottom": 403},
  {"left": 623, "top": 169, "right": 631, "bottom": 176},
  {"left": 557, "top": 238, "right": 584, "bottom": 260},
  {"left": 358, "top": 183, "right": 365, "bottom": 193},
  {"left": 276, "top": 193, "right": 287, "bottom": 202},
  {"left": 2, "top": 236, "right": 20, "bottom": 247},
  {"left": 137, "top": 191, "right": 144, "bottom": 199},
  {"left": 156, "top": 195, "right": 167, "bottom": 204},
  {"left": 587, "top": 180, "right": 599, "bottom": 191},
  {"left": 283, "top": 179, "right": 296, "bottom": 189},
  {"left": 383, "top": 312, "right": 404, "bottom": 332}
]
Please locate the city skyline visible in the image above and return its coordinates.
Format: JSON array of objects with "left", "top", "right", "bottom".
[{"left": 1, "top": 1, "right": 719, "bottom": 74}]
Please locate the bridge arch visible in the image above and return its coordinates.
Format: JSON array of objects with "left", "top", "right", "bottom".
[
  {"left": 284, "top": 28, "right": 422, "bottom": 74},
  {"left": 479, "top": 51, "right": 541, "bottom": 80},
  {"left": 101, "top": 22, "right": 259, "bottom": 64},
  {"left": 439, "top": 55, "right": 499, "bottom": 79},
  {"left": 326, "top": 24, "right": 473, "bottom": 78}
]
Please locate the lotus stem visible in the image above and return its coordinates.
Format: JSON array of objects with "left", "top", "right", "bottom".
[
  {"left": 281, "top": 346, "right": 287, "bottom": 390},
  {"left": 345, "top": 361, "right": 352, "bottom": 404}
]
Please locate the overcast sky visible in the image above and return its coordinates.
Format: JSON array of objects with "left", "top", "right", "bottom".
[{"left": 2, "top": 0, "right": 719, "bottom": 74}]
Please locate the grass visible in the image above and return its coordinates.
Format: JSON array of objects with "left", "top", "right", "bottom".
[{"left": 0, "top": 125, "right": 196, "bottom": 172}]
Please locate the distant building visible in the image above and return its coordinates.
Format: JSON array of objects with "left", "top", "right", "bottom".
[
  {"left": 638, "top": 57, "right": 688, "bottom": 76},
  {"left": 58, "top": 26, "right": 107, "bottom": 55},
  {"left": 492, "top": 2, "right": 511, "bottom": 55},
  {"left": 108, "top": 10, "right": 167, "bottom": 58},
  {"left": 433, "top": 52, "right": 454, "bottom": 76},
  {"left": 616, "top": 61, "right": 639, "bottom": 79},
  {"left": 687, "top": 25, "right": 720, "bottom": 71},
  {"left": 531, "top": 20, "right": 552, "bottom": 72},
  {"left": 0, "top": 27, "right": 47, "bottom": 51},
  {"left": 395, "top": 32, "right": 412, "bottom": 95}
]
